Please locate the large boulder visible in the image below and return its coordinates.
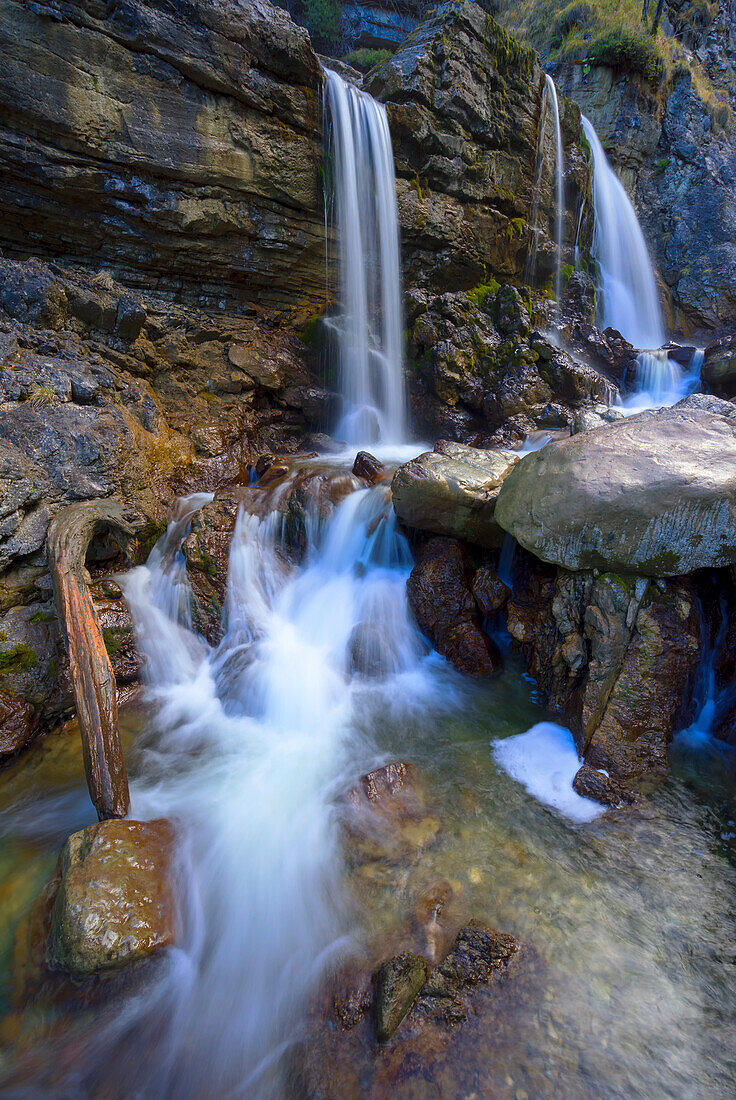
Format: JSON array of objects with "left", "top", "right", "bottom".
[
  {"left": 392, "top": 442, "right": 518, "bottom": 548},
  {"left": 495, "top": 397, "right": 736, "bottom": 576},
  {"left": 50, "top": 818, "right": 178, "bottom": 976},
  {"left": 702, "top": 335, "right": 736, "bottom": 398}
]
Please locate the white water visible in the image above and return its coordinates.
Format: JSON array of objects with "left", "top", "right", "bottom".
[
  {"left": 323, "top": 70, "right": 407, "bottom": 446},
  {"left": 492, "top": 722, "right": 604, "bottom": 823},
  {"left": 582, "top": 116, "right": 665, "bottom": 350},
  {"left": 101, "top": 478, "right": 457, "bottom": 1097},
  {"left": 618, "top": 347, "right": 703, "bottom": 414},
  {"left": 546, "top": 75, "right": 565, "bottom": 303}
]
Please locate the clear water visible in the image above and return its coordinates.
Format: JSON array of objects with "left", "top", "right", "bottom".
[{"left": 0, "top": 468, "right": 733, "bottom": 1098}]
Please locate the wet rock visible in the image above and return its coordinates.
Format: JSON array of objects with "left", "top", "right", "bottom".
[
  {"left": 572, "top": 764, "right": 639, "bottom": 807},
  {"left": 183, "top": 493, "right": 239, "bottom": 645},
  {"left": 407, "top": 538, "right": 500, "bottom": 676},
  {"left": 392, "top": 445, "right": 518, "bottom": 549},
  {"left": 496, "top": 397, "right": 736, "bottom": 575},
  {"left": 412, "top": 881, "right": 456, "bottom": 964},
  {"left": 50, "top": 818, "right": 177, "bottom": 976},
  {"left": 507, "top": 558, "right": 702, "bottom": 779},
  {"left": 348, "top": 622, "right": 390, "bottom": 677},
  {"left": 330, "top": 961, "right": 374, "bottom": 1031},
  {"left": 352, "top": 450, "right": 384, "bottom": 484},
  {"left": 702, "top": 335, "right": 736, "bottom": 397},
  {"left": 343, "top": 762, "right": 441, "bottom": 864},
  {"left": 374, "top": 952, "right": 430, "bottom": 1042},
  {"left": 472, "top": 564, "right": 509, "bottom": 619},
  {"left": 0, "top": 690, "right": 38, "bottom": 756}
]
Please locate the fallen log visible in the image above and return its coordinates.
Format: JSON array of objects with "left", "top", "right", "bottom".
[{"left": 47, "top": 501, "right": 135, "bottom": 820}]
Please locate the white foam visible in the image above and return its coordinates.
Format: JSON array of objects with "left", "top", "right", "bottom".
[{"left": 492, "top": 721, "right": 604, "bottom": 823}]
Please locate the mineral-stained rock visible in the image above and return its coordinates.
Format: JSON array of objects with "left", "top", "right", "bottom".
[
  {"left": 392, "top": 445, "right": 518, "bottom": 549},
  {"left": 407, "top": 537, "right": 500, "bottom": 676},
  {"left": 374, "top": 952, "right": 430, "bottom": 1042},
  {"left": 343, "top": 761, "right": 440, "bottom": 865},
  {"left": 50, "top": 818, "right": 177, "bottom": 976},
  {"left": 352, "top": 451, "right": 385, "bottom": 485},
  {"left": 496, "top": 397, "right": 736, "bottom": 575}
]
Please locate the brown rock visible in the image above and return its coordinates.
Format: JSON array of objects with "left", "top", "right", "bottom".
[
  {"left": 374, "top": 953, "right": 430, "bottom": 1042},
  {"left": 0, "top": 690, "right": 37, "bottom": 756},
  {"left": 50, "top": 818, "right": 177, "bottom": 976},
  {"left": 472, "top": 564, "right": 510, "bottom": 618},
  {"left": 407, "top": 538, "right": 500, "bottom": 676},
  {"left": 352, "top": 451, "right": 384, "bottom": 484}
]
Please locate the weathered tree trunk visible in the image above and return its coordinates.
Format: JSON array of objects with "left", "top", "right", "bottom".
[
  {"left": 47, "top": 502, "right": 135, "bottom": 820},
  {"left": 641, "top": 0, "right": 650, "bottom": 23}
]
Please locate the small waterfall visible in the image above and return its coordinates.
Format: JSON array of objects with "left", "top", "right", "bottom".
[
  {"left": 546, "top": 74, "right": 565, "bottom": 303},
  {"left": 323, "top": 70, "right": 407, "bottom": 446},
  {"left": 582, "top": 116, "right": 664, "bottom": 350},
  {"left": 526, "top": 74, "right": 565, "bottom": 298}
]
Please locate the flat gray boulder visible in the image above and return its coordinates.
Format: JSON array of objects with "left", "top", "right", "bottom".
[
  {"left": 391, "top": 441, "right": 518, "bottom": 548},
  {"left": 494, "top": 396, "right": 736, "bottom": 576}
]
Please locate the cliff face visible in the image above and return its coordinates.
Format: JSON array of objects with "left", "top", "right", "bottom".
[
  {"left": 0, "top": 0, "right": 325, "bottom": 313},
  {"left": 367, "top": 1, "right": 592, "bottom": 293}
]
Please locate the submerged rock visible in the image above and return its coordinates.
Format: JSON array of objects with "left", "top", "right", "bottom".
[
  {"left": 374, "top": 952, "right": 430, "bottom": 1042},
  {"left": 392, "top": 444, "right": 518, "bottom": 549},
  {"left": 50, "top": 819, "right": 177, "bottom": 976},
  {"left": 496, "top": 397, "right": 736, "bottom": 575},
  {"left": 572, "top": 764, "right": 639, "bottom": 808},
  {"left": 407, "top": 537, "right": 500, "bottom": 676}
]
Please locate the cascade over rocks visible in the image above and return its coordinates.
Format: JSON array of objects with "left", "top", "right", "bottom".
[
  {"left": 702, "top": 335, "right": 736, "bottom": 398},
  {"left": 495, "top": 396, "right": 736, "bottom": 576}
]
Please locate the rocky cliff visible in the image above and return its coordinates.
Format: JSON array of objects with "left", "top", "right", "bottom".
[{"left": 0, "top": 0, "right": 325, "bottom": 313}]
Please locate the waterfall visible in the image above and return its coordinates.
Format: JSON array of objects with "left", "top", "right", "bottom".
[
  {"left": 546, "top": 74, "right": 565, "bottom": 303},
  {"left": 323, "top": 70, "right": 407, "bottom": 446},
  {"left": 581, "top": 116, "right": 664, "bottom": 350},
  {"left": 526, "top": 74, "right": 565, "bottom": 297}
]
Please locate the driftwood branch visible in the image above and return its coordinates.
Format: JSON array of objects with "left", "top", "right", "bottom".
[{"left": 48, "top": 501, "right": 135, "bottom": 820}]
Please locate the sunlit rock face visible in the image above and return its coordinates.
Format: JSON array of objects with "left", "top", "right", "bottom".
[
  {"left": 495, "top": 396, "right": 736, "bottom": 577},
  {"left": 0, "top": 0, "right": 325, "bottom": 312}
]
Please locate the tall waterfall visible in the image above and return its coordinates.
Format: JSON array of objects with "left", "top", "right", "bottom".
[
  {"left": 323, "top": 70, "right": 407, "bottom": 446},
  {"left": 526, "top": 74, "right": 565, "bottom": 297},
  {"left": 582, "top": 116, "right": 664, "bottom": 350},
  {"left": 546, "top": 75, "right": 565, "bottom": 303}
]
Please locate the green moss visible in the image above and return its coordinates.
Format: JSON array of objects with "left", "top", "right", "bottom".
[
  {"left": 641, "top": 549, "right": 681, "bottom": 573},
  {"left": 299, "top": 313, "right": 323, "bottom": 347},
  {"left": 410, "top": 174, "right": 424, "bottom": 202},
  {"left": 653, "top": 157, "right": 670, "bottom": 175},
  {"left": 29, "top": 610, "right": 54, "bottom": 625},
  {"left": 0, "top": 644, "right": 38, "bottom": 674},
  {"left": 467, "top": 279, "right": 501, "bottom": 308},
  {"left": 102, "top": 627, "right": 129, "bottom": 659},
  {"left": 343, "top": 48, "right": 393, "bottom": 74}
]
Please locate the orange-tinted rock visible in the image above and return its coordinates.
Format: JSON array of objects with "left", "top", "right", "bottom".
[
  {"left": 352, "top": 451, "right": 385, "bottom": 485},
  {"left": 50, "top": 818, "right": 177, "bottom": 976},
  {"left": 343, "top": 762, "right": 441, "bottom": 864},
  {"left": 472, "top": 564, "right": 510, "bottom": 618}
]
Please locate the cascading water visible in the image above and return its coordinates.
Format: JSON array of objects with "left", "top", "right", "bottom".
[
  {"left": 582, "top": 116, "right": 665, "bottom": 351},
  {"left": 323, "top": 70, "right": 407, "bottom": 446},
  {"left": 526, "top": 74, "right": 565, "bottom": 298},
  {"left": 546, "top": 74, "right": 565, "bottom": 304}
]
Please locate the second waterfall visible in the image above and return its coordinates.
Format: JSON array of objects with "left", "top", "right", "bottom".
[{"left": 323, "top": 70, "right": 407, "bottom": 447}]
